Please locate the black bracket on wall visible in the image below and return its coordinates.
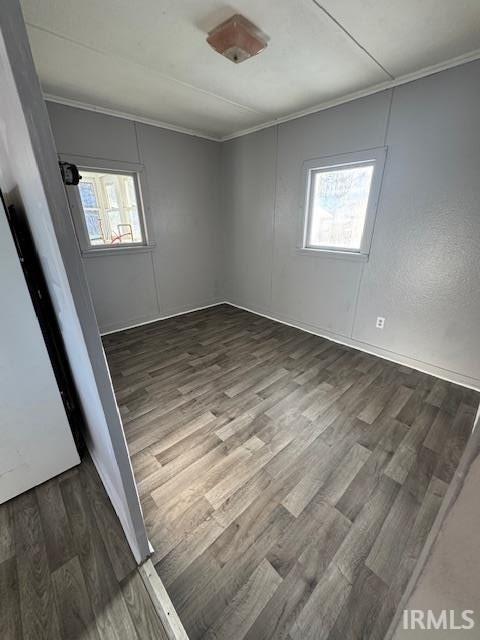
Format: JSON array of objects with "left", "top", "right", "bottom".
[{"left": 59, "top": 161, "right": 81, "bottom": 186}]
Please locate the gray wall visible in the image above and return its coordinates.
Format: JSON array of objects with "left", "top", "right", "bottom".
[
  {"left": 47, "top": 102, "right": 222, "bottom": 334},
  {"left": 46, "top": 61, "right": 480, "bottom": 388},
  {"left": 0, "top": 0, "right": 149, "bottom": 562},
  {"left": 222, "top": 61, "right": 480, "bottom": 389},
  {"left": 222, "top": 126, "right": 277, "bottom": 316}
]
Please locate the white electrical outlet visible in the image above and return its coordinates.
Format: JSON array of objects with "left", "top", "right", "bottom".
[{"left": 376, "top": 316, "right": 385, "bottom": 329}]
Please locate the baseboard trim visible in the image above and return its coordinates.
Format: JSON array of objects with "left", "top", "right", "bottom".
[
  {"left": 138, "top": 559, "right": 189, "bottom": 640},
  {"left": 223, "top": 301, "right": 480, "bottom": 392},
  {"left": 100, "top": 297, "right": 479, "bottom": 390},
  {"left": 100, "top": 301, "right": 224, "bottom": 336}
]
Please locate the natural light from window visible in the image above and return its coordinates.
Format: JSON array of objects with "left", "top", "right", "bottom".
[
  {"left": 306, "top": 163, "right": 374, "bottom": 251},
  {"left": 78, "top": 171, "right": 144, "bottom": 246}
]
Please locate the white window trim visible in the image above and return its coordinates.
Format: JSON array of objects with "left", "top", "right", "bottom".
[
  {"left": 61, "top": 154, "right": 155, "bottom": 255},
  {"left": 298, "top": 147, "right": 387, "bottom": 260}
]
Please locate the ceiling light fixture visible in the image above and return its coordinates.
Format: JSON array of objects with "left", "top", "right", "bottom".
[{"left": 206, "top": 14, "right": 269, "bottom": 64}]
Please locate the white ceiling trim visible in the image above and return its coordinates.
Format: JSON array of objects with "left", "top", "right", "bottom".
[
  {"left": 222, "top": 47, "right": 480, "bottom": 141},
  {"left": 44, "top": 93, "right": 220, "bottom": 141},
  {"left": 45, "top": 47, "right": 480, "bottom": 143}
]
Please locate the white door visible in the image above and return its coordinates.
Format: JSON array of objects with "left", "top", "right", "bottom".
[{"left": 0, "top": 205, "right": 80, "bottom": 503}]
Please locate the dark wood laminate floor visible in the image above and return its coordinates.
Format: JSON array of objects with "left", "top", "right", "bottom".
[
  {"left": 0, "top": 457, "right": 168, "bottom": 640},
  {"left": 103, "top": 304, "right": 479, "bottom": 640}
]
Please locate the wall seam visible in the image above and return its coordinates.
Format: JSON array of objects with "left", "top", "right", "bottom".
[
  {"left": 349, "top": 88, "right": 395, "bottom": 339},
  {"left": 219, "top": 141, "right": 227, "bottom": 301},
  {"left": 268, "top": 124, "right": 280, "bottom": 313},
  {"left": 134, "top": 120, "right": 162, "bottom": 315}
]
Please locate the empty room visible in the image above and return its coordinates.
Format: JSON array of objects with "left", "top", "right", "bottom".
[{"left": 1, "top": 1, "right": 480, "bottom": 639}]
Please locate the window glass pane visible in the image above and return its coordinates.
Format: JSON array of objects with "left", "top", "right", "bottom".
[
  {"left": 77, "top": 171, "right": 144, "bottom": 246},
  {"left": 105, "top": 182, "right": 119, "bottom": 209},
  {"left": 78, "top": 181, "right": 98, "bottom": 208},
  {"left": 307, "top": 164, "right": 374, "bottom": 250}
]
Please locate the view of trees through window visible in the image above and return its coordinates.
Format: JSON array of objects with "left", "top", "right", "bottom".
[
  {"left": 307, "top": 164, "right": 374, "bottom": 250},
  {"left": 78, "top": 171, "right": 143, "bottom": 246}
]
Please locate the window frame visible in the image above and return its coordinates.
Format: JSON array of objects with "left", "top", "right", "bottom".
[
  {"left": 298, "top": 147, "right": 387, "bottom": 261},
  {"left": 62, "top": 155, "right": 154, "bottom": 256}
]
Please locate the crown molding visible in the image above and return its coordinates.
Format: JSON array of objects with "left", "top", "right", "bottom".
[
  {"left": 44, "top": 93, "right": 221, "bottom": 141},
  {"left": 44, "top": 47, "right": 480, "bottom": 144},
  {"left": 221, "top": 48, "right": 480, "bottom": 141}
]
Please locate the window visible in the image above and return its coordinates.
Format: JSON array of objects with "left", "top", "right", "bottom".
[
  {"left": 75, "top": 169, "right": 147, "bottom": 249},
  {"left": 301, "top": 148, "right": 386, "bottom": 257}
]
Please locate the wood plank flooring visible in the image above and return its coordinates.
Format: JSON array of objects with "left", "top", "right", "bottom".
[
  {"left": 103, "top": 304, "right": 479, "bottom": 640},
  {"left": 0, "top": 457, "right": 169, "bottom": 640}
]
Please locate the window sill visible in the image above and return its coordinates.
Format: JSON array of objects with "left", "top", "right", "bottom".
[
  {"left": 296, "top": 247, "right": 369, "bottom": 262},
  {"left": 81, "top": 243, "right": 156, "bottom": 258}
]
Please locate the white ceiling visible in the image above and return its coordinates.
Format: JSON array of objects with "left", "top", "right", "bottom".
[{"left": 21, "top": 0, "right": 480, "bottom": 140}]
